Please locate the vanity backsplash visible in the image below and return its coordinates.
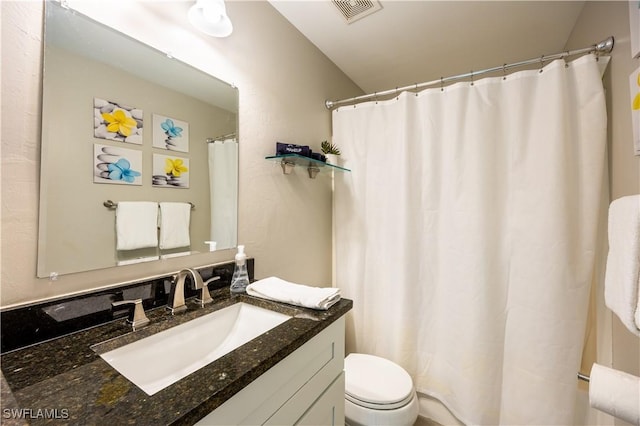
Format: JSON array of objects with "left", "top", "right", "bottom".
[{"left": 0, "top": 259, "right": 254, "bottom": 353}]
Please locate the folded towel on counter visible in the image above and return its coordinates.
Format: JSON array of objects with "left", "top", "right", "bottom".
[
  {"left": 604, "top": 195, "right": 640, "bottom": 336},
  {"left": 116, "top": 201, "right": 158, "bottom": 250},
  {"left": 246, "top": 276, "right": 341, "bottom": 310},
  {"left": 159, "top": 202, "right": 191, "bottom": 250}
]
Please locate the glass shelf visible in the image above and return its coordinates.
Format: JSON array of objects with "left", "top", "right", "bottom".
[{"left": 265, "top": 154, "right": 350, "bottom": 178}]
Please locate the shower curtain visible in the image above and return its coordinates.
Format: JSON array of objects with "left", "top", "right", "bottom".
[
  {"left": 208, "top": 139, "right": 238, "bottom": 249},
  {"left": 333, "top": 55, "right": 607, "bottom": 425}
]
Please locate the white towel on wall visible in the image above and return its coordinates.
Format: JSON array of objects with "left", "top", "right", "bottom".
[
  {"left": 116, "top": 201, "right": 158, "bottom": 250},
  {"left": 159, "top": 202, "right": 191, "bottom": 250},
  {"left": 246, "top": 276, "right": 341, "bottom": 310},
  {"left": 604, "top": 195, "right": 640, "bottom": 336}
]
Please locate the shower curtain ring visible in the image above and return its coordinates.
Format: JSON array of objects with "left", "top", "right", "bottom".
[
  {"left": 470, "top": 71, "right": 474, "bottom": 86},
  {"left": 539, "top": 55, "right": 545, "bottom": 73},
  {"left": 440, "top": 77, "right": 444, "bottom": 92},
  {"left": 415, "top": 83, "right": 419, "bottom": 96},
  {"left": 395, "top": 87, "right": 399, "bottom": 100},
  {"left": 374, "top": 92, "right": 378, "bottom": 104},
  {"left": 502, "top": 64, "right": 507, "bottom": 80}
]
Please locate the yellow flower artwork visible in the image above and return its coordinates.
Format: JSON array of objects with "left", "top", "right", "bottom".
[
  {"left": 153, "top": 154, "right": 190, "bottom": 188},
  {"left": 102, "top": 109, "right": 137, "bottom": 137},
  {"left": 165, "top": 158, "right": 189, "bottom": 177},
  {"left": 93, "top": 98, "right": 143, "bottom": 145}
]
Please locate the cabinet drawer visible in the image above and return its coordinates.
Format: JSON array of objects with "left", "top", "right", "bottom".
[{"left": 197, "top": 316, "right": 345, "bottom": 425}]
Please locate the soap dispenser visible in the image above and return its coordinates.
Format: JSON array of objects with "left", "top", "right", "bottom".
[{"left": 230, "top": 245, "right": 250, "bottom": 294}]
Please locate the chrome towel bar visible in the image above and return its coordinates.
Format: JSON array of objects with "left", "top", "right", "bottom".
[{"left": 103, "top": 200, "right": 195, "bottom": 210}]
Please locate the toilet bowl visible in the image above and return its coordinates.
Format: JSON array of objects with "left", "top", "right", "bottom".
[{"left": 344, "top": 353, "right": 419, "bottom": 426}]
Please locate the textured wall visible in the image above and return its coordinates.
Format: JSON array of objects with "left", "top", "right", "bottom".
[
  {"left": 565, "top": 2, "right": 640, "bottom": 425},
  {"left": 0, "top": 1, "right": 362, "bottom": 307}
]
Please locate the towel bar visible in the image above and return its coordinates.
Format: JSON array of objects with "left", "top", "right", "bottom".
[{"left": 103, "top": 200, "right": 195, "bottom": 210}]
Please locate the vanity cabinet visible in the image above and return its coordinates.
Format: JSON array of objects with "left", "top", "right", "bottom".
[{"left": 196, "top": 316, "right": 345, "bottom": 425}]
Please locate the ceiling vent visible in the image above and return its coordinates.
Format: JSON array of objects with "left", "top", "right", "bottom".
[{"left": 331, "top": 0, "right": 382, "bottom": 24}]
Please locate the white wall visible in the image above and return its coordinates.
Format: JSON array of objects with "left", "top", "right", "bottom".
[
  {"left": 565, "top": 2, "right": 639, "bottom": 425},
  {"left": 0, "top": 0, "right": 362, "bottom": 307}
]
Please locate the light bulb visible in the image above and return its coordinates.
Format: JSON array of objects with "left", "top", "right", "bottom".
[{"left": 188, "top": 0, "right": 233, "bottom": 37}]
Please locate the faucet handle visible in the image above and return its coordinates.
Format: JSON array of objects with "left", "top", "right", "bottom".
[
  {"left": 204, "top": 276, "right": 221, "bottom": 286},
  {"left": 167, "top": 273, "right": 188, "bottom": 315},
  {"left": 195, "top": 276, "right": 219, "bottom": 307},
  {"left": 112, "top": 299, "right": 150, "bottom": 330}
]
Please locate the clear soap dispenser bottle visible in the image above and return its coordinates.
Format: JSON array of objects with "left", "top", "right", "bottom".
[{"left": 230, "top": 245, "right": 250, "bottom": 294}]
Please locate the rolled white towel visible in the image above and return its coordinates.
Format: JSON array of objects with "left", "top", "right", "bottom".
[
  {"left": 589, "top": 363, "right": 640, "bottom": 425},
  {"left": 246, "top": 277, "right": 340, "bottom": 310}
]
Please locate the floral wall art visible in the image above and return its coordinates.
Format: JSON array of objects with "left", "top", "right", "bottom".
[
  {"left": 153, "top": 114, "right": 189, "bottom": 152},
  {"left": 631, "top": 66, "right": 640, "bottom": 155},
  {"left": 152, "top": 154, "right": 189, "bottom": 188},
  {"left": 94, "top": 98, "right": 143, "bottom": 144},
  {"left": 94, "top": 144, "right": 142, "bottom": 185}
]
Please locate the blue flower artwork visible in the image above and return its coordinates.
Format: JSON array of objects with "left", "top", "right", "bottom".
[
  {"left": 93, "top": 144, "right": 143, "bottom": 186},
  {"left": 108, "top": 158, "right": 142, "bottom": 183},
  {"left": 153, "top": 114, "right": 189, "bottom": 153},
  {"left": 161, "top": 118, "right": 183, "bottom": 138}
]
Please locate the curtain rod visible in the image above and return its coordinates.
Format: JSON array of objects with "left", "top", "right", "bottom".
[
  {"left": 325, "top": 36, "right": 614, "bottom": 110},
  {"left": 206, "top": 132, "right": 236, "bottom": 143}
]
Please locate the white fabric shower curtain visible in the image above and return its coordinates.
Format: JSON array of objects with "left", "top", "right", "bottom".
[
  {"left": 208, "top": 139, "right": 238, "bottom": 249},
  {"left": 333, "top": 55, "right": 607, "bottom": 425}
]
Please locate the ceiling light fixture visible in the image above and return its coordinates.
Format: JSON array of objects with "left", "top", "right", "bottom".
[{"left": 188, "top": 0, "right": 233, "bottom": 37}]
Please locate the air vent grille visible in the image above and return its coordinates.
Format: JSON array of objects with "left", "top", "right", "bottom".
[{"left": 331, "top": 0, "right": 382, "bottom": 24}]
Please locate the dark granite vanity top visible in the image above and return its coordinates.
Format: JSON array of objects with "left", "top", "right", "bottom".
[{"left": 0, "top": 286, "right": 352, "bottom": 425}]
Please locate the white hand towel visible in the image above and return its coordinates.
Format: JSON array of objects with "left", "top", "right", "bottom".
[
  {"left": 589, "top": 363, "right": 640, "bottom": 425},
  {"left": 159, "top": 202, "right": 191, "bottom": 250},
  {"left": 116, "top": 201, "right": 158, "bottom": 250},
  {"left": 246, "top": 276, "right": 341, "bottom": 310},
  {"left": 604, "top": 195, "right": 640, "bottom": 336}
]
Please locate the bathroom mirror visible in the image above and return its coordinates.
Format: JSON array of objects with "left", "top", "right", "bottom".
[{"left": 37, "top": 1, "right": 239, "bottom": 278}]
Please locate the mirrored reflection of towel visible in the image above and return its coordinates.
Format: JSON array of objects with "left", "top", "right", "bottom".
[
  {"left": 246, "top": 276, "right": 341, "bottom": 310},
  {"left": 159, "top": 202, "right": 191, "bottom": 250},
  {"left": 604, "top": 195, "right": 640, "bottom": 336},
  {"left": 116, "top": 202, "right": 158, "bottom": 251}
]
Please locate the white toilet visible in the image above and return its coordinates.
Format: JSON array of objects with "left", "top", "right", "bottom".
[{"left": 344, "top": 353, "right": 419, "bottom": 426}]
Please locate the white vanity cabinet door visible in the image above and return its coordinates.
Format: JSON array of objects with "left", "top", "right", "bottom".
[
  {"left": 296, "top": 372, "right": 345, "bottom": 426},
  {"left": 196, "top": 315, "right": 345, "bottom": 426}
]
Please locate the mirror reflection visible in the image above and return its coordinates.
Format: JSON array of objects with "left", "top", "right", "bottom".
[{"left": 37, "top": 1, "right": 239, "bottom": 278}]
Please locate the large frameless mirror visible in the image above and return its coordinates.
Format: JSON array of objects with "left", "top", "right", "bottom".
[{"left": 37, "top": 1, "right": 239, "bottom": 278}]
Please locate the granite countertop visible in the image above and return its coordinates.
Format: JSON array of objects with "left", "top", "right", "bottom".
[{"left": 0, "top": 288, "right": 352, "bottom": 425}]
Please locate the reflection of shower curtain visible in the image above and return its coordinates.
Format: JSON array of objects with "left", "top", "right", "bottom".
[
  {"left": 208, "top": 139, "right": 238, "bottom": 249},
  {"left": 333, "top": 55, "right": 607, "bottom": 425}
]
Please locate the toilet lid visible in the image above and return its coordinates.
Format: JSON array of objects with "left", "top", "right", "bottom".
[{"left": 345, "top": 353, "right": 414, "bottom": 409}]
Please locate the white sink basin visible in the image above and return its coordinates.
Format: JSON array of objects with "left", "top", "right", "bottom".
[{"left": 99, "top": 302, "right": 290, "bottom": 395}]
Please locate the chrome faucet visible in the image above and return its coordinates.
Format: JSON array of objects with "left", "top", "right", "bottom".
[
  {"left": 112, "top": 299, "right": 150, "bottom": 330},
  {"left": 167, "top": 268, "right": 220, "bottom": 314}
]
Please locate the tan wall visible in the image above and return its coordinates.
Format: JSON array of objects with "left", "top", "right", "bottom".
[
  {"left": 0, "top": 1, "right": 362, "bottom": 307},
  {"left": 40, "top": 46, "right": 231, "bottom": 275},
  {"left": 565, "top": 2, "right": 640, "bottom": 424}
]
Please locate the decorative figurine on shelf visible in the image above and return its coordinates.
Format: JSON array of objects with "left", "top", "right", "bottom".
[{"left": 321, "top": 140, "right": 341, "bottom": 165}]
